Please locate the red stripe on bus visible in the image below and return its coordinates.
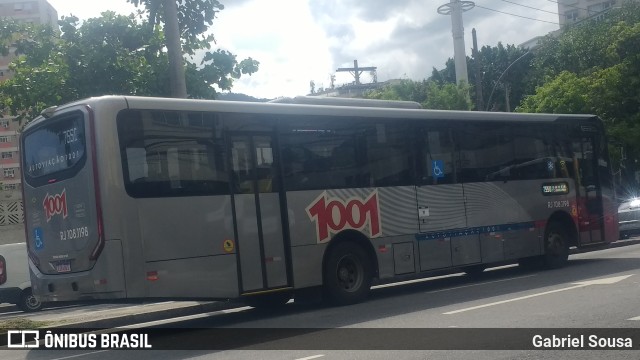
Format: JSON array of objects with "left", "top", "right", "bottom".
[
  {"left": 146, "top": 271, "right": 159, "bottom": 281},
  {"left": 534, "top": 220, "right": 547, "bottom": 229}
]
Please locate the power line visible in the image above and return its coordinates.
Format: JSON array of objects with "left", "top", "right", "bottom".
[
  {"left": 498, "top": 0, "right": 560, "bottom": 16},
  {"left": 546, "top": 0, "right": 591, "bottom": 12},
  {"left": 475, "top": 5, "right": 560, "bottom": 25}
]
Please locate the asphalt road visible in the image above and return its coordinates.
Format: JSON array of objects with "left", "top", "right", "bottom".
[{"left": 2, "top": 242, "right": 640, "bottom": 360}]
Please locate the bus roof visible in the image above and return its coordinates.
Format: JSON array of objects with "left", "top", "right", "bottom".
[
  {"left": 28, "top": 95, "right": 599, "bottom": 128},
  {"left": 269, "top": 96, "right": 423, "bottom": 109}
]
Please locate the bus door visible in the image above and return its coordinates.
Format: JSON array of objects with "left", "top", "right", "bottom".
[
  {"left": 573, "top": 135, "right": 604, "bottom": 244},
  {"left": 229, "top": 134, "right": 290, "bottom": 293},
  {"left": 416, "top": 127, "right": 478, "bottom": 271}
]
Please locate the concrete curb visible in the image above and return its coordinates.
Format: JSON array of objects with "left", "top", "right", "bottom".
[
  {"left": 47, "top": 301, "right": 239, "bottom": 329},
  {"left": 571, "top": 238, "right": 640, "bottom": 254},
  {"left": 15, "top": 239, "right": 640, "bottom": 330},
  {"left": 608, "top": 238, "right": 640, "bottom": 248}
]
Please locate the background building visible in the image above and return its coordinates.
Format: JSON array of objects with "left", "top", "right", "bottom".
[
  {"left": 0, "top": 1, "right": 57, "bottom": 229},
  {"left": 557, "top": 0, "right": 631, "bottom": 27},
  {"left": 0, "top": 117, "right": 20, "bottom": 192},
  {"left": 0, "top": 0, "right": 58, "bottom": 82},
  {"left": 0, "top": 0, "right": 58, "bottom": 194}
]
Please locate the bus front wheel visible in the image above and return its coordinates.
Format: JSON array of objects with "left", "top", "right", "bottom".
[
  {"left": 542, "top": 222, "right": 569, "bottom": 269},
  {"left": 323, "top": 242, "right": 372, "bottom": 305}
]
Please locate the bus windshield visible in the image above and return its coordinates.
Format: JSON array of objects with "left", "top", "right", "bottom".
[{"left": 22, "top": 112, "right": 86, "bottom": 184}]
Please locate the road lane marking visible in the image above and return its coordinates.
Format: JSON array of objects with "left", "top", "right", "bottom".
[
  {"left": 373, "top": 267, "right": 531, "bottom": 291},
  {"left": 50, "top": 350, "right": 110, "bottom": 360},
  {"left": 427, "top": 274, "right": 537, "bottom": 294},
  {"left": 295, "top": 355, "right": 325, "bottom": 360},
  {"left": 116, "top": 306, "right": 253, "bottom": 328},
  {"left": 444, "top": 274, "right": 633, "bottom": 315}
]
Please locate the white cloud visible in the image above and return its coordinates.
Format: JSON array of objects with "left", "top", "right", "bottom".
[
  {"left": 48, "top": 0, "right": 137, "bottom": 20},
  {"left": 44, "top": 0, "right": 560, "bottom": 99}
]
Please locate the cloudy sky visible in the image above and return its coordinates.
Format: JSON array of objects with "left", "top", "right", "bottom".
[{"left": 47, "top": 0, "right": 560, "bottom": 99}]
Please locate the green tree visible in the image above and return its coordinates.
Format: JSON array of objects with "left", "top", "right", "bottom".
[
  {"left": 0, "top": 21, "right": 68, "bottom": 121},
  {"left": 424, "top": 81, "right": 472, "bottom": 111},
  {"left": 0, "top": 8, "right": 259, "bottom": 122},
  {"left": 126, "top": 0, "right": 258, "bottom": 98},
  {"left": 431, "top": 43, "right": 533, "bottom": 111},
  {"left": 364, "top": 79, "right": 429, "bottom": 103},
  {"left": 364, "top": 79, "right": 471, "bottom": 110},
  {"left": 531, "top": 2, "right": 640, "bottom": 82},
  {"left": 518, "top": 16, "right": 640, "bottom": 186}
]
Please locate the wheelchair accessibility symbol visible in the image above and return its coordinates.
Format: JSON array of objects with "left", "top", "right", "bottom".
[
  {"left": 432, "top": 160, "right": 444, "bottom": 179},
  {"left": 34, "top": 227, "right": 44, "bottom": 250}
]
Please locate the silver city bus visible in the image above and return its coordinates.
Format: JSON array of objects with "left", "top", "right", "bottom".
[{"left": 21, "top": 96, "right": 618, "bottom": 306}]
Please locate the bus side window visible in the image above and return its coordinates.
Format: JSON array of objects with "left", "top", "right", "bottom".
[
  {"left": 125, "top": 147, "right": 148, "bottom": 182},
  {"left": 421, "top": 127, "right": 456, "bottom": 185},
  {"left": 117, "top": 109, "right": 229, "bottom": 198},
  {"left": 366, "top": 122, "right": 414, "bottom": 187},
  {"left": 281, "top": 117, "right": 370, "bottom": 191},
  {"left": 511, "top": 124, "right": 556, "bottom": 180}
]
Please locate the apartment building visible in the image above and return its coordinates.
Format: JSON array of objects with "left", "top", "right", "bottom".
[
  {"left": 0, "top": 0, "right": 58, "bottom": 82},
  {"left": 0, "top": 117, "right": 19, "bottom": 191},
  {"left": 0, "top": 0, "right": 58, "bottom": 192},
  {"left": 557, "top": 0, "right": 634, "bottom": 27}
]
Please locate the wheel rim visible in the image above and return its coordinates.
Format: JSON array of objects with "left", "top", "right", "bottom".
[
  {"left": 25, "top": 293, "right": 40, "bottom": 310},
  {"left": 547, "top": 232, "right": 565, "bottom": 257},
  {"left": 336, "top": 254, "right": 363, "bottom": 292}
]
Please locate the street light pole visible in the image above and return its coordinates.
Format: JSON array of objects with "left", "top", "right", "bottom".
[
  {"left": 438, "top": 0, "right": 475, "bottom": 86},
  {"left": 485, "top": 50, "right": 531, "bottom": 111}
]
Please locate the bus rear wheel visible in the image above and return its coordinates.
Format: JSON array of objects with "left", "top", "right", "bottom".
[
  {"left": 323, "top": 242, "right": 372, "bottom": 305},
  {"left": 542, "top": 222, "right": 569, "bottom": 269}
]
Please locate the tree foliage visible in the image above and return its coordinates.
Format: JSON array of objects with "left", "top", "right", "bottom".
[
  {"left": 364, "top": 79, "right": 471, "bottom": 110},
  {"left": 424, "top": 81, "right": 472, "bottom": 111},
  {"left": 364, "top": 79, "right": 429, "bottom": 103},
  {"left": 125, "top": 1, "right": 258, "bottom": 97},
  {"left": 127, "top": 0, "right": 223, "bottom": 55},
  {"left": 431, "top": 43, "right": 533, "bottom": 112},
  {"left": 518, "top": 3, "right": 640, "bottom": 186},
  {"left": 531, "top": 2, "right": 640, "bottom": 82},
  {"left": 0, "top": 2, "right": 259, "bottom": 122}
]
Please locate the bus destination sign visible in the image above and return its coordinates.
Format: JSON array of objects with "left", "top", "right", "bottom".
[{"left": 541, "top": 182, "right": 569, "bottom": 196}]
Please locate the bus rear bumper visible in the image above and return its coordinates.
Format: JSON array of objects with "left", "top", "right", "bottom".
[{"left": 29, "top": 240, "right": 126, "bottom": 302}]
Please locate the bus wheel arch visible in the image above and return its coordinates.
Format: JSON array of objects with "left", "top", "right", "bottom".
[
  {"left": 321, "top": 230, "right": 377, "bottom": 305},
  {"left": 542, "top": 211, "right": 577, "bottom": 269}
]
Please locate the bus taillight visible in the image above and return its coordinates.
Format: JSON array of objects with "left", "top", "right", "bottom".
[
  {"left": 0, "top": 255, "right": 6, "bottom": 285},
  {"left": 88, "top": 105, "right": 105, "bottom": 262}
]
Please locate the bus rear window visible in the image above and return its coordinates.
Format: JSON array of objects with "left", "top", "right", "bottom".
[{"left": 23, "top": 113, "right": 86, "bottom": 181}]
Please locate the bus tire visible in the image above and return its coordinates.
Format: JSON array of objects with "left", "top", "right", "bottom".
[
  {"left": 542, "top": 222, "right": 570, "bottom": 269},
  {"left": 17, "top": 288, "right": 43, "bottom": 312},
  {"left": 323, "top": 242, "right": 372, "bottom": 305}
]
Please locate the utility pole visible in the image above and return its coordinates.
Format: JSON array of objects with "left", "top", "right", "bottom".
[
  {"left": 505, "top": 83, "right": 511, "bottom": 112},
  {"left": 472, "top": 28, "right": 484, "bottom": 111},
  {"left": 336, "top": 60, "right": 377, "bottom": 86},
  {"left": 164, "top": 0, "right": 187, "bottom": 98},
  {"left": 438, "top": 0, "right": 475, "bottom": 85}
]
